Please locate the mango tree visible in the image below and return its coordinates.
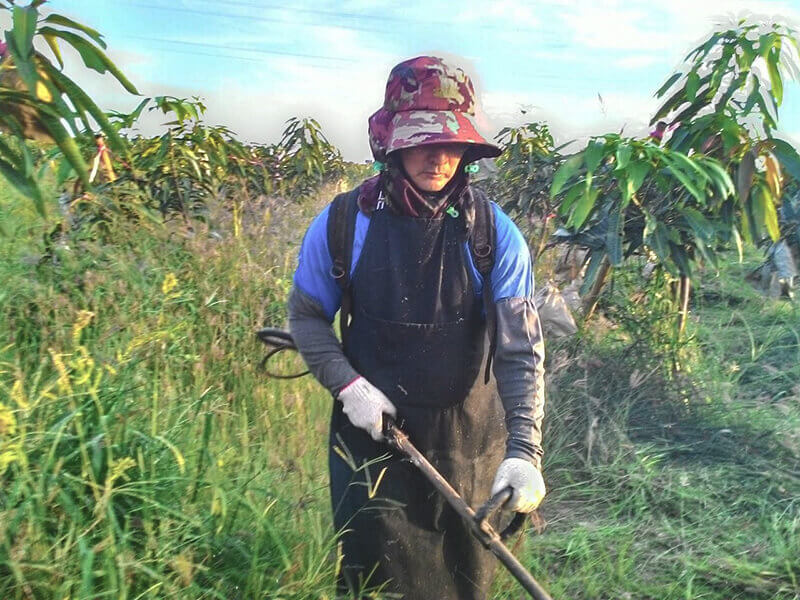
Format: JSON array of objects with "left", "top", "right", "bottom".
[
  {"left": 489, "top": 122, "right": 563, "bottom": 260},
  {"left": 276, "top": 116, "right": 345, "bottom": 198},
  {"left": 550, "top": 19, "right": 800, "bottom": 333}
]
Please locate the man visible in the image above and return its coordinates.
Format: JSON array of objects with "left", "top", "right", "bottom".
[{"left": 288, "top": 56, "right": 546, "bottom": 599}]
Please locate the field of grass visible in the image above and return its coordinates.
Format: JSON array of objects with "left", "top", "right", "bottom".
[{"left": 1, "top": 180, "right": 799, "bottom": 599}]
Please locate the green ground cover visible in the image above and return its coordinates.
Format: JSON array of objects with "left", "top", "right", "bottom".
[{"left": 1, "top": 184, "right": 798, "bottom": 599}]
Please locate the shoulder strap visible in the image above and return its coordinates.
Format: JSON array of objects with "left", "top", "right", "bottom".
[
  {"left": 326, "top": 187, "right": 360, "bottom": 347},
  {"left": 468, "top": 188, "right": 498, "bottom": 384},
  {"left": 468, "top": 187, "right": 496, "bottom": 276}
]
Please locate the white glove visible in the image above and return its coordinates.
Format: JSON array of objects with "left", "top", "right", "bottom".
[
  {"left": 337, "top": 376, "right": 397, "bottom": 441},
  {"left": 490, "top": 458, "right": 546, "bottom": 513}
]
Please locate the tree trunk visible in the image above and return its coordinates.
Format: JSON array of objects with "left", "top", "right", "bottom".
[
  {"left": 582, "top": 257, "right": 612, "bottom": 321},
  {"left": 677, "top": 275, "right": 691, "bottom": 338}
]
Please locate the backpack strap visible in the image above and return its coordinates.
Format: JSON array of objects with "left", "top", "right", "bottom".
[
  {"left": 326, "top": 187, "right": 361, "bottom": 349},
  {"left": 468, "top": 187, "right": 498, "bottom": 384}
]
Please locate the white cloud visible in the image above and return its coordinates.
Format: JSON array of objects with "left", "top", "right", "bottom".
[
  {"left": 557, "top": 1, "right": 675, "bottom": 51},
  {"left": 555, "top": 0, "right": 800, "bottom": 56}
]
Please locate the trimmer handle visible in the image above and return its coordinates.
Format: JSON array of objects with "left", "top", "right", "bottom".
[{"left": 475, "top": 488, "right": 527, "bottom": 541}]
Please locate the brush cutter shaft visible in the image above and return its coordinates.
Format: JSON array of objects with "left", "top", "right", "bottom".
[{"left": 383, "top": 419, "right": 552, "bottom": 600}]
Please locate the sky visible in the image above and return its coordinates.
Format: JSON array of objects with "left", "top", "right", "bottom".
[{"left": 3, "top": 0, "right": 800, "bottom": 161}]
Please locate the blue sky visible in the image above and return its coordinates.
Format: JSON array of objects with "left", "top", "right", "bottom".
[{"left": 3, "top": 0, "right": 800, "bottom": 160}]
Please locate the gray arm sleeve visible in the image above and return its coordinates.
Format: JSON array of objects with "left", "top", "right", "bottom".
[
  {"left": 492, "top": 296, "right": 546, "bottom": 470},
  {"left": 287, "top": 285, "right": 360, "bottom": 396}
]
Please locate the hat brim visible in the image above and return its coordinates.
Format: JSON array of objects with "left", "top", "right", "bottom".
[{"left": 384, "top": 110, "right": 501, "bottom": 160}]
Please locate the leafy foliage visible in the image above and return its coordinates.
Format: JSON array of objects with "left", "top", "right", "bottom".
[
  {"left": 652, "top": 20, "right": 800, "bottom": 247},
  {"left": 0, "top": 1, "right": 138, "bottom": 213},
  {"left": 0, "top": 6, "right": 364, "bottom": 225},
  {"left": 484, "top": 122, "right": 562, "bottom": 259},
  {"left": 546, "top": 19, "right": 800, "bottom": 302},
  {"left": 274, "top": 116, "right": 347, "bottom": 198},
  {"left": 551, "top": 134, "right": 735, "bottom": 284}
]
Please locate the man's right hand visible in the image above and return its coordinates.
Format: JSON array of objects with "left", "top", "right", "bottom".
[{"left": 337, "top": 376, "right": 397, "bottom": 441}]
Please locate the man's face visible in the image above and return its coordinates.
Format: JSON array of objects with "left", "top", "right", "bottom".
[{"left": 398, "top": 143, "right": 468, "bottom": 192}]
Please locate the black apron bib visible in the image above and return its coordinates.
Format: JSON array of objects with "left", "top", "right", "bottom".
[{"left": 329, "top": 207, "right": 506, "bottom": 599}]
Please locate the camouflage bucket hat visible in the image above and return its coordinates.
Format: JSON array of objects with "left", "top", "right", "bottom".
[{"left": 368, "top": 56, "right": 501, "bottom": 162}]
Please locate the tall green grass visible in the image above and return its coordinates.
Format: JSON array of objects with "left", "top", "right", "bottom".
[
  {"left": 1, "top": 182, "right": 799, "bottom": 599},
  {"left": 1, "top": 189, "right": 341, "bottom": 598}
]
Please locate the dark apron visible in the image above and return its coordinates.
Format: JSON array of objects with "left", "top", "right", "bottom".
[{"left": 329, "top": 206, "right": 507, "bottom": 599}]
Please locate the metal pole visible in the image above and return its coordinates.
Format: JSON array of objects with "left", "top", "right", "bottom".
[{"left": 385, "top": 422, "right": 553, "bottom": 600}]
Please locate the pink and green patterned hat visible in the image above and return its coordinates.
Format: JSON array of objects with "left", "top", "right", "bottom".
[{"left": 368, "top": 56, "right": 501, "bottom": 162}]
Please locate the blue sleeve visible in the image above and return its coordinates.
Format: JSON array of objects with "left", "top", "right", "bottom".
[
  {"left": 490, "top": 202, "right": 535, "bottom": 301},
  {"left": 293, "top": 205, "right": 341, "bottom": 322}
]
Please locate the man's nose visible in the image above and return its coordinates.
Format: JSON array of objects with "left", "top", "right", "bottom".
[{"left": 425, "top": 147, "right": 449, "bottom": 165}]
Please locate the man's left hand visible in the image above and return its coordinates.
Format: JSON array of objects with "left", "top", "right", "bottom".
[{"left": 490, "top": 458, "right": 546, "bottom": 513}]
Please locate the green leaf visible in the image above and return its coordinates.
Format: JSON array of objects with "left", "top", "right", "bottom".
[
  {"left": 754, "top": 184, "right": 780, "bottom": 241},
  {"left": 732, "top": 225, "right": 744, "bottom": 263},
  {"left": 0, "top": 156, "right": 45, "bottom": 215},
  {"left": 680, "top": 207, "right": 714, "bottom": 242},
  {"left": 12, "top": 5, "right": 37, "bottom": 59},
  {"left": 55, "top": 156, "right": 76, "bottom": 187},
  {"left": 42, "top": 62, "right": 129, "bottom": 157},
  {"left": 736, "top": 151, "right": 756, "bottom": 202},
  {"left": 758, "top": 32, "right": 777, "bottom": 58},
  {"left": 3, "top": 31, "right": 38, "bottom": 94},
  {"left": 691, "top": 233, "right": 715, "bottom": 267},
  {"left": 42, "top": 33, "right": 64, "bottom": 69},
  {"left": 38, "top": 27, "right": 139, "bottom": 94},
  {"left": 550, "top": 153, "right": 583, "bottom": 198},
  {"left": 715, "top": 71, "right": 748, "bottom": 112},
  {"left": 38, "top": 112, "right": 91, "bottom": 189},
  {"left": 655, "top": 72, "right": 682, "bottom": 98},
  {"left": 558, "top": 182, "right": 584, "bottom": 216},
  {"left": 698, "top": 158, "right": 734, "bottom": 198},
  {"left": 584, "top": 139, "right": 605, "bottom": 173},
  {"left": 655, "top": 71, "right": 711, "bottom": 125},
  {"left": 666, "top": 125, "right": 692, "bottom": 154},
  {"left": 646, "top": 223, "right": 673, "bottom": 272},
  {"left": 664, "top": 156, "right": 705, "bottom": 204},
  {"left": 737, "top": 39, "right": 756, "bottom": 71},
  {"left": 615, "top": 144, "right": 632, "bottom": 169},
  {"left": 667, "top": 149, "right": 709, "bottom": 183},
  {"left": 627, "top": 160, "right": 650, "bottom": 194},
  {"left": 670, "top": 244, "right": 693, "bottom": 277},
  {"left": 708, "top": 44, "right": 735, "bottom": 98},
  {"left": 685, "top": 32, "right": 722, "bottom": 63},
  {"left": 643, "top": 211, "right": 657, "bottom": 240},
  {"left": 618, "top": 175, "right": 632, "bottom": 209},
  {"left": 742, "top": 76, "right": 761, "bottom": 115},
  {"left": 686, "top": 71, "right": 700, "bottom": 101},
  {"left": 754, "top": 92, "right": 778, "bottom": 130},
  {"left": 42, "top": 13, "right": 107, "bottom": 49},
  {"left": 579, "top": 250, "right": 607, "bottom": 296},
  {"left": 606, "top": 206, "right": 624, "bottom": 266},
  {"left": 766, "top": 46, "right": 783, "bottom": 105},
  {"left": 770, "top": 138, "right": 800, "bottom": 182},
  {"left": 569, "top": 185, "right": 599, "bottom": 229}
]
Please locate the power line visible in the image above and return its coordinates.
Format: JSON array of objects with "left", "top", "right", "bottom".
[
  {"left": 212, "top": 0, "right": 567, "bottom": 39},
  {"left": 123, "top": 34, "right": 356, "bottom": 63},
  {"left": 121, "top": 2, "right": 392, "bottom": 36},
  {"left": 124, "top": 44, "right": 317, "bottom": 67},
  {"left": 120, "top": 35, "right": 624, "bottom": 85},
  {"left": 120, "top": 1, "right": 568, "bottom": 45}
]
